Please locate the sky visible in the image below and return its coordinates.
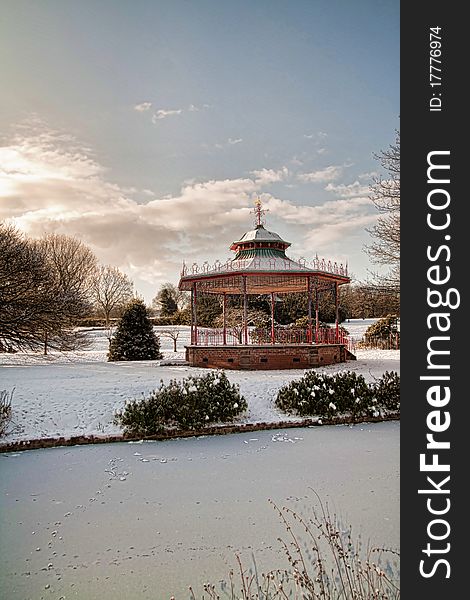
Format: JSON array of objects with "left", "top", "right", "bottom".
[{"left": 0, "top": 0, "right": 399, "bottom": 302}]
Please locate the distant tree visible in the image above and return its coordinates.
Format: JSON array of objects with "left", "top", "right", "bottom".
[
  {"left": 35, "top": 233, "right": 98, "bottom": 304},
  {"left": 274, "top": 291, "right": 346, "bottom": 325},
  {"left": 344, "top": 284, "right": 400, "bottom": 318},
  {"left": 159, "top": 328, "right": 182, "bottom": 352},
  {"left": 0, "top": 223, "right": 88, "bottom": 353},
  {"left": 274, "top": 292, "right": 307, "bottom": 325},
  {"left": 366, "top": 130, "right": 400, "bottom": 290},
  {"left": 108, "top": 299, "right": 162, "bottom": 361},
  {"left": 33, "top": 233, "right": 98, "bottom": 353},
  {"left": 159, "top": 288, "right": 178, "bottom": 317},
  {"left": 214, "top": 308, "right": 269, "bottom": 343},
  {"left": 153, "top": 283, "right": 188, "bottom": 318},
  {"left": 91, "top": 265, "right": 134, "bottom": 327},
  {"left": 195, "top": 294, "right": 223, "bottom": 327}
]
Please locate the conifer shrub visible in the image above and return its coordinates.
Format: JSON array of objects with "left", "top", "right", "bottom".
[
  {"left": 275, "top": 370, "right": 399, "bottom": 419},
  {"left": 114, "top": 371, "right": 247, "bottom": 435},
  {"left": 108, "top": 299, "right": 162, "bottom": 361},
  {"left": 371, "top": 370, "right": 400, "bottom": 411}
]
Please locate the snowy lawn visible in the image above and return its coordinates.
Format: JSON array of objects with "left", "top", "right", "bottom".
[{"left": 0, "top": 320, "right": 399, "bottom": 444}]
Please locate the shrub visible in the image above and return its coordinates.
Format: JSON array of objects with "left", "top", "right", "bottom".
[
  {"left": 0, "top": 389, "right": 14, "bottom": 437},
  {"left": 360, "top": 314, "right": 400, "bottom": 349},
  {"left": 114, "top": 371, "right": 247, "bottom": 435},
  {"left": 108, "top": 299, "right": 162, "bottom": 361},
  {"left": 275, "top": 370, "right": 400, "bottom": 419},
  {"left": 366, "top": 314, "right": 399, "bottom": 337},
  {"left": 372, "top": 370, "right": 400, "bottom": 411}
]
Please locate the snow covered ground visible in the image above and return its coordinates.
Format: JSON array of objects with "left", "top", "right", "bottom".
[{"left": 0, "top": 320, "right": 399, "bottom": 445}]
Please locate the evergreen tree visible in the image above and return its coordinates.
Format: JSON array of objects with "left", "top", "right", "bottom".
[
  {"left": 158, "top": 287, "right": 178, "bottom": 317},
  {"left": 108, "top": 299, "right": 162, "bottom": 361},
  {"left": 196, "top": 294, "right": 222, "bottom": 327}
]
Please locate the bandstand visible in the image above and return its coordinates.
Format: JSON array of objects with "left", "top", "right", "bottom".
[{"left": 178, "top": 200, "right": 355, "bottom": 370}]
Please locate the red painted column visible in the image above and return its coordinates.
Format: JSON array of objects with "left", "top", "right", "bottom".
[
  {"left": 222, "top": 292, "right": 227, "bottom": 345},
  {"left": 307, "top": 277, "right": 313, "bottom": 344},
  {"left": 193, "top": 282, "right": 198, "bottom": 346},
  {"left": 315, "top": 283, "right": 319, "bottom": 344},
  {"left": 335, "top": 282, "right": 339, "bottom": 343},
  {"left": 190, "top": 287, "right": 194, "bottom": 344},
  {"left": 243, "top": 276, "right": 248, "bottom": 345},
  {"left": 270, "top": 292, "right": 275, "bottom": 344}
]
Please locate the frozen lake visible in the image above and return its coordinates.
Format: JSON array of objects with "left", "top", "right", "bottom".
[{"left": 0, "top": 422, "right": 399, "bottom": 599}]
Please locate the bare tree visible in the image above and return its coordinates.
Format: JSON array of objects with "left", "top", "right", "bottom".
[
  {"left": 33, "top": 233, "right": 98, "bottom": 352},
  {"left": 159, "top": 328, "right": 182, "bottom": 352},
  {"left": 366, "top": 130, "right": 400, "bottom": 290},
  {"left": 35, "top": 233, "right": 98, "bottom": 302},
  {"left": 214, "top": 307, "right": 270, "bottom": 343},
  {"left": 0, "top": 224, "right": 87, "bottom": 352},
  {"left": 91, "top": 265, "right": 134, "bottom": 327}
]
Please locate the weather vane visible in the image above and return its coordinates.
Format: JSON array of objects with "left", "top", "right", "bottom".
[{"left": 252, "top": 197, "right": 268, "bottom": 228}]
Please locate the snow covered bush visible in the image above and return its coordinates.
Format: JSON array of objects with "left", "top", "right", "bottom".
[
  {"left": 276, "top": 371, "right": 372, "bottom": 419},
  {"left": 0, "top": 389, "right": 13, "bottom": 437},
  {"left": 275, "top": 370, "right": 400, "bottom": 420},
  {"left": 114, "top": 371, "right": 247, "bottom": 435},
  {"left": 108, "top": 299, "right": 162, "bottom": 361},
  {"left": 371, "top": 371, "right": 400, "bottom": 411}
]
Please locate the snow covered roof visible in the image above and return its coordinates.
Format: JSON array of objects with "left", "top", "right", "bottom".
[{"left": 232, "top": 224, "right": 290, "bottom": 246}]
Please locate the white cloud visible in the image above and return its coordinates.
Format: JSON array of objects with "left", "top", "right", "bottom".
[
  {"left": 263, "top": 195, "right": 376, "bottom": 252},
  {"left": 134, "top": 102, "right": 152, "bottom": 112},
  {"left": 298, "top": 165, "right": 342, "bottom": 183},
  {"left": 228, "top": 138, "right": 243, "bottom": 145},
  {"left": 358, "top": 171, "right": 378, "bottom": 180},
  {"left": 303, "top": 133, "right": 314, "bottom": 139},
  {"left": 152, "top": 108, "right": 183, "bottom": 122},
  {"left": 325, "top": 181, "right": 370, "bottom": 198},
  {"left": 0, "top": 122, "right": 376, "bottom": 296},
  {"left": 251, "top": 166, "right": 289, "bottom": 185}
]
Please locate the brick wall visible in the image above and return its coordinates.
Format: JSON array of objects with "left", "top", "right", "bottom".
[{"left": 185, "top": 344, "right": 350, "bottom": 370}]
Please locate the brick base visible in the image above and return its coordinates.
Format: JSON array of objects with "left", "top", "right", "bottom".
[{"left": 185, "top": 344, "right": 353, "bottom": 370}]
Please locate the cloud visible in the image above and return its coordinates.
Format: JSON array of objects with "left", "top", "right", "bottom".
[
  {"left": 325, "top": 181, "right": 370, "bottom": 198},
  {"left": 262, "top": 195, "right": 376, "bottom": 252},
  {"left": 298, "top": 165, "right": 342, "bottom": 183},
  {"left": 134, "top": 102, "right": 152, "bottom": 112},
  {"left": 304, "top": 131, "right": 328, "bottom": 141},
  {"left": 152, "top": 108, "right": 183, "bottom": 122},
  {"left": 0, "top": 122, "right": 376, "bottom": 296},
  {"left": 358, "top": 171, "right": 378, "bottom": 180},
  {"left": 251, "top": 166, "right": 289, "bottom": 185},
  {"left": 212, "top": 137, "right": 244, "bottom": 150}
]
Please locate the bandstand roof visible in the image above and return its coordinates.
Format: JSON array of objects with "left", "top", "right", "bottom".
[
  {"left": 231, "top": 224, "right": 290, "bottom": 248},
  {"left": 179, "top": 219, "right": 350, "bottom": 295}
]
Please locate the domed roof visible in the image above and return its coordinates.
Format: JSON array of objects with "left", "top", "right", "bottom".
[{"left": 232, "top": 224, "right": 290, "bottom": 247}]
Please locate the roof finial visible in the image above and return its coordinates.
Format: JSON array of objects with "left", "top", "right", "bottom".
[{"left": 252, "top": 196, "right": 267, "bottom": 228}]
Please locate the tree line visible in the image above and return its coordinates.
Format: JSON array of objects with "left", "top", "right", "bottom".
[{"left": 152, "top": 281, "right": 399, "bottom": 329}]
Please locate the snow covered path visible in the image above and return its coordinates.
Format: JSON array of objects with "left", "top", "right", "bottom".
[{"left": 0, "top": 321, "right": 399, "bottom": 445}]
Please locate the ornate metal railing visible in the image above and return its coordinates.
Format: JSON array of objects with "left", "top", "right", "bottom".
[
  {"left": 192, "top": 327, "right": 351, "bottom": 349},
  {"left": 181, "top": 256, "right": 348, "bottom": 278}
]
